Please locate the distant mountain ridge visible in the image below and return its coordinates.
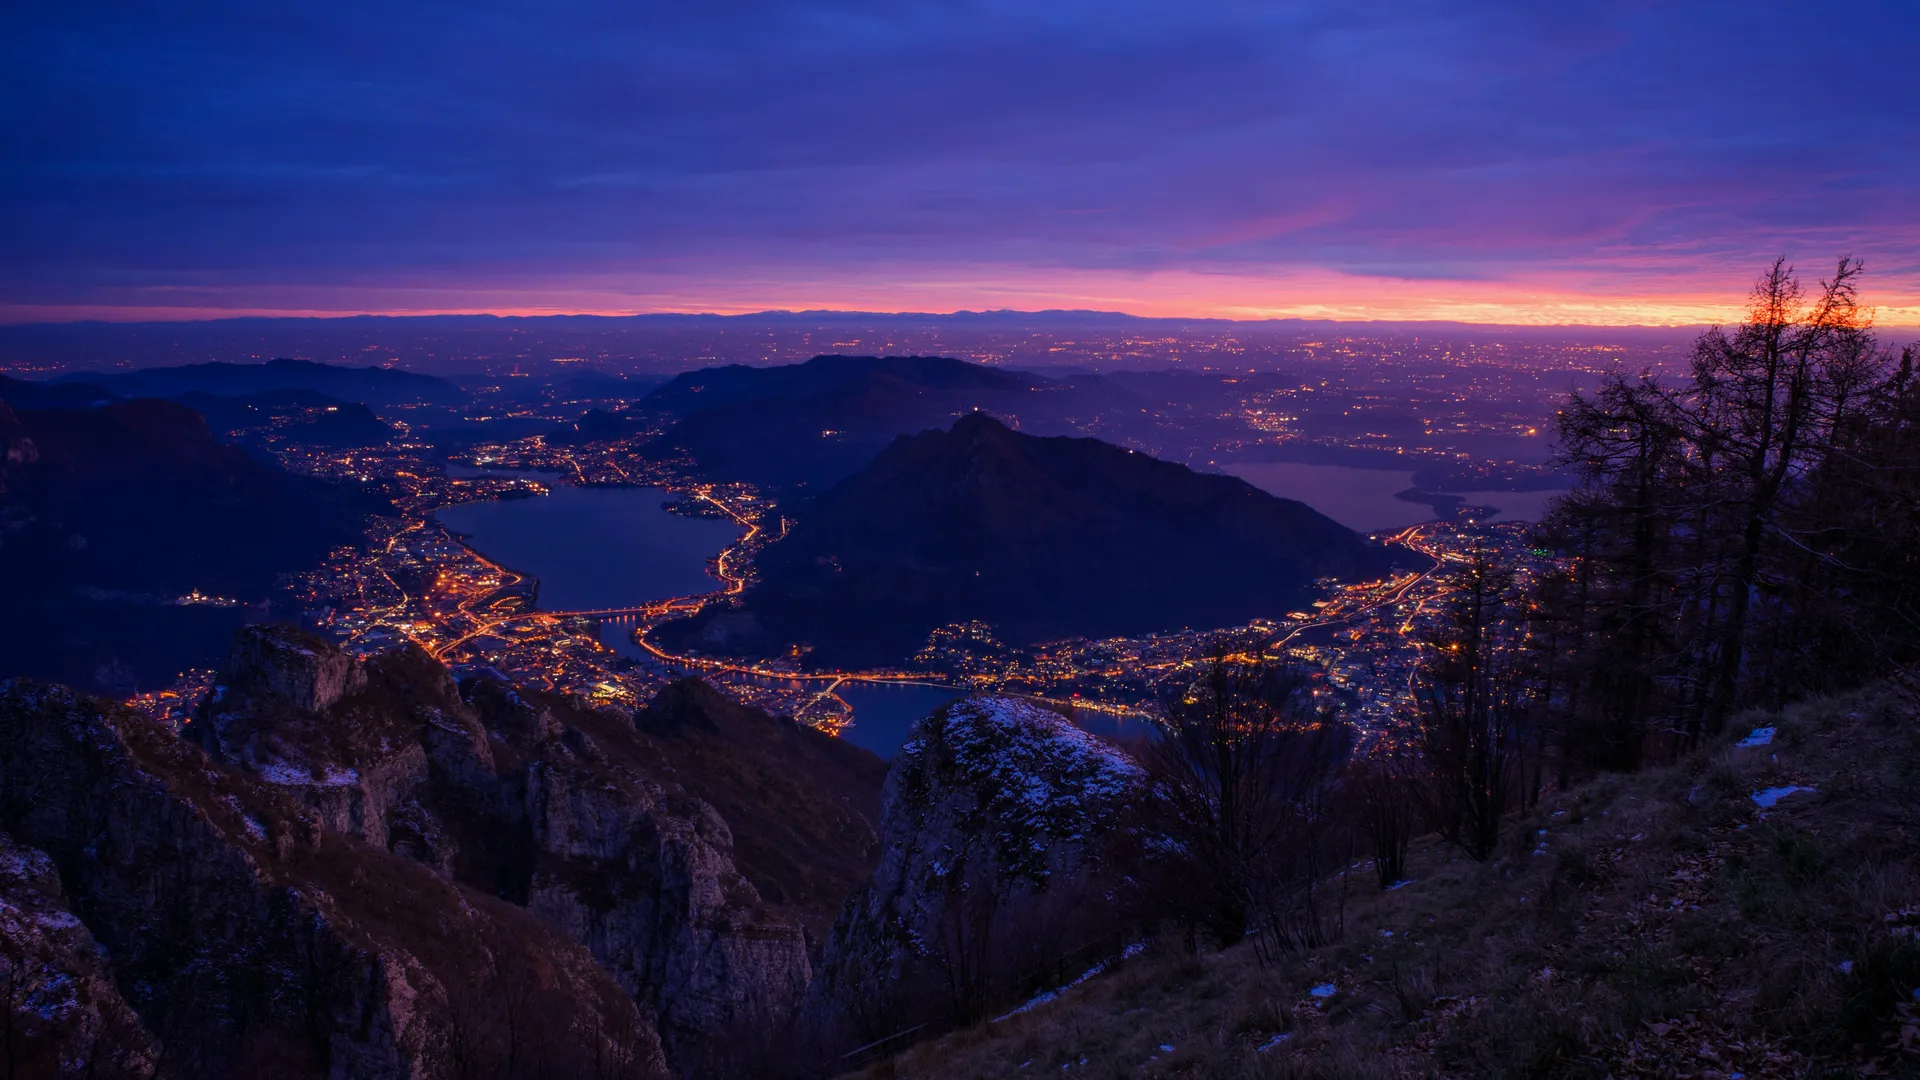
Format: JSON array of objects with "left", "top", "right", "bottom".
[
  {"left": 640, "top": 354, "right": 1136, "bottom": 490},
  {"left": 644, "top": 354, "right": 1052, "bottom": 414},
  {"left": 50, "top": 357, "right": 461, "bottom": 406},
  {"left": 658, "top": 412, "right": 1411, "bottom": 668}
]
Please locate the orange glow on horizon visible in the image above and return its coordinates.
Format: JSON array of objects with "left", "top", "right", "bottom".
[{"left": 7, "top": 264, "right": 1920, "bottom": 329}]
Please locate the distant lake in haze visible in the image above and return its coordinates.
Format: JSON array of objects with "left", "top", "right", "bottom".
[
  {"left": 434, "top": 482, "right": 742, "bottom": 610},
  {"left": 1222, "top": 462, "right": 1564, "bottom": 534}
]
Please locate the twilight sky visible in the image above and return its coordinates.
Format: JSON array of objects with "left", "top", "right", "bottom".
[{"left": 5, "top": 1, "right": 1919, "bottom": 325}]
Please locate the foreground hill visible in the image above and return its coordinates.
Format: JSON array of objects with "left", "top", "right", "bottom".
[
  {"left": 640, "top": 355, "right": 1134, "bottom": 490},
  {"left": 659, "top": 413, "right": 1408, "bottom": 668},
  {"left": 858, "top": 677, "right": 1920, "bottom": 1079},
  {"left": 0, "top": 399, "right": 383, "bottom": 692}
]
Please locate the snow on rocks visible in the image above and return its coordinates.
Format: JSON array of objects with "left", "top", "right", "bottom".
[
  {"left": 254, "top": 761, "right": 361, "bottom": 787},
  {"left": 817, "top": 696, "right": 1147, "bottom": 1024},
  {"left": 890, "top": 695, "right": 1142, "bottom": 886}
]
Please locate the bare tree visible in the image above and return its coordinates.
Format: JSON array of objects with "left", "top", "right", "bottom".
[
  {"left": 932, "top": 846, "right": 1000, "bottom": 1028},
  {"left": 1409, "top": 548, "right": 1527, "bottom": 862},
  {"left": 1683, "top": 258, "right": 1876, "bottom": 733},
  {"left": 1346, "top": 743, "right": 1419, "bottom": 890},
  {"left": 1143, "top": 654, "right": 1350, "bottom": 951},
  {"left": 1541, "top": 258, "right": 1907, "bottom": 761}
]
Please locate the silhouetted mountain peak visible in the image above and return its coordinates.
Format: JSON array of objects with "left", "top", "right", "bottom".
[
  {"left": 638, "top": 355, "right": 1127, "bottom": 490},
  {"left": 659, "top": 416, "right": 1413, "bottom": 667}
]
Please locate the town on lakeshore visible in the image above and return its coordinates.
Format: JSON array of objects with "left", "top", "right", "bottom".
[{"left": 121, "top": 372, "right": 1556, "bottom": 748}]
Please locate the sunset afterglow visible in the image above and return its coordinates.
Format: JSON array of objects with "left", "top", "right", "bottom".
[{"left": 6, "top": 2, "right": 1918, "bottom": 326}]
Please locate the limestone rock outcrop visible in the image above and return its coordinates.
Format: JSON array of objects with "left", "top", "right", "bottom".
[
  {"left": 816, "top": 696, "right": 1144, "bottom": 1036},
  {"left": 0, "top": 678, "right": 665, "bottom": 1079},
  {"left": 0, "top": 831, "right": 158, "bottom": 1078},
  {"left": 1, "top": 624, "right": 890, "bottom": 1076},
  {"left": 190, "top": 626, "right": 839, "bottom": 1075}
]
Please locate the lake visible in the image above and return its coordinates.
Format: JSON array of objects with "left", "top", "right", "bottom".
[
  {"left": 832, "top": 682, "right": 968, "bottom": 755},
  {"left": 1221, "top": 462, "right": 1564, "bottom": 534},
  {"left": 592, "top": 629, "right": 967, "bottom": 755},
  {"left": 439, "top": 479, "right": 969, "bottom": 752},
  {"left": 435, "top": 482, "right": 742, "bottom": 611}
]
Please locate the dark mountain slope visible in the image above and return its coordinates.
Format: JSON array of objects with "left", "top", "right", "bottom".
[
  {"left": 0, "top": 399, "right": 383, "bottom": 691},
  {"left": 659, "top": 413, "right": 1409, "bottom": 668},
  {"left": 0, "top": 374, "right": 399, "bottom": 448},
  {"left": 544, "top": 406, "right": 651, "bottom": 447},
  {"left": 0, "top": 372, "right": 116, "bottom": 409},
  {"left": 640, "top": 355, "right": 1119, "bottom": 490},
  {"left": 54, "top": 357, "right": 461, "bottom": 406},
  {"left": 176, "top": 389, "right": 395, "bottom": 447}
]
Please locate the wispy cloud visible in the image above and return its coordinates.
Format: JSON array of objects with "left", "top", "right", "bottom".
[{"left": 4, "top": 0, "right": 1917, "bottom": 322}]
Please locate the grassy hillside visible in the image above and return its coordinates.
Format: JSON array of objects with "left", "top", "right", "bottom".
[{"left": 856, "top": 676, "right": 1920, "bottom": 1079}]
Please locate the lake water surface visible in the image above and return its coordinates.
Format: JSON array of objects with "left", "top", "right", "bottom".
[
  {"left": 439, "top": 480, "right": 969, "bottom": 751},
  {"left": 435, "top": 483, "right": 742, "bottom": 611},
  {"left": 1222, "top": 462, "right": 1563, "bottom": 533},
  {"left": 833, "top": 682, "right": 968, "bottom": 756}
]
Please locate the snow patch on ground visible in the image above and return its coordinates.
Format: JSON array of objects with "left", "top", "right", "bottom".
[
  {"left": 1736, "top": 727, "right": 1776, "bottom": 747},
  {"left": 1751, "top": 785, "right": 1816, "bottom": 808},
  {"left": 991, "top": 940, "right": 1151, "bottom": 1023}
]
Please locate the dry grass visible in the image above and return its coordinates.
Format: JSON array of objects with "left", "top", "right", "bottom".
[{"left": 853, "top": 677, "right": 1920, "bottom": 1079}]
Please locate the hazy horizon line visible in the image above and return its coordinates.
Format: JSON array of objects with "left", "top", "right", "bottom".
[{"left": 0, "top": 307, "right": 1733, "bottom": 332}]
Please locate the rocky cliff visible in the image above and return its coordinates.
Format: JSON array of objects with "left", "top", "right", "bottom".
[
  {"left": 0, "top": 678, "right": 664, "bottom": 1079},
  {"left": 0, "top": 830, "right": 158, "bottom": 1077},
  {"left": 185, "top": 625, "right": 875, "bottom": 1075},
  {"left": 0, "top": 622, "right": 894, "bottom": 1076},
  {"left": 816, "top": 696, "right": 1146, "bottom": 1040}
]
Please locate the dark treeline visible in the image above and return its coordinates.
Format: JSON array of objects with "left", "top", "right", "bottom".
[{"left": 1538, "top": 258, "right": 1920, "bottom": 767}]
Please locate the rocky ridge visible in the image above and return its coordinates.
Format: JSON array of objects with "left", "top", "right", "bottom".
[
  {"left": 189, "top": 625, "right": 832, "bottom": 1073},
  {"left": 0, "top": 623, "right": 891, "bottom": 1077},
  {"left": 817, "top": 696, "right": 1146, "bottom": 1041},
  {"left": 0, "top": 676, "right": 664, "bottom": 1078},
  {"left": 0, "top": 831, "right": 158, "bottom": 1077}
]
